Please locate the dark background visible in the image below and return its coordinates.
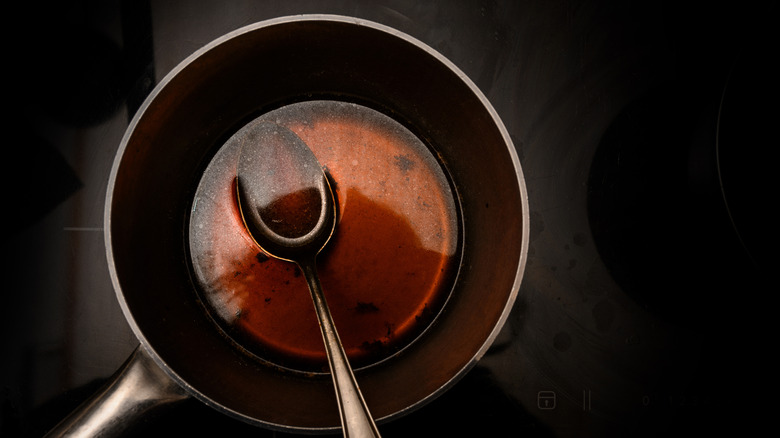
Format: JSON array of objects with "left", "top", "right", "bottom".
[{"left": 3, "top": 0, "right": 774, "bottom": 436}]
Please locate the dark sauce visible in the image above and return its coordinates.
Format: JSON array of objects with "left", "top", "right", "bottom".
[
  {"left": 257, "top": 186, "right": 323, "bottom": 239},
  {"left": 189, "top": 101, "right": 461, "bottom": 372}
]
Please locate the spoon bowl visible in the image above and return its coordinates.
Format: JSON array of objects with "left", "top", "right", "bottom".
[
  {"left": 235, "top": 120, "right": 381, "bottom": 438},
  {"left": 236, "top": 121, "right": 336, "bottom": 261}
]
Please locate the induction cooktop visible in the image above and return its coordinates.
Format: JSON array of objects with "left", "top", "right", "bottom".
[{"left": 3, "top": 1, "right": 773, "bottom": 436}]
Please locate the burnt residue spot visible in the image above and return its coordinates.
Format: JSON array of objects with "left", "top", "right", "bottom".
[
  {"left": 414, "top": 303, "right": 433, "bottom": 323},
  {"left": 233, "top": 271, "right": 242, "bottom": 278},
  {"left": 417, "top": 195, "right": 431, "bottom": 208},
  {"left": 354, "top": 301, "right": 380, "bottom": 314},
  {"left": 360, "top": 339, "right": 386, "bottom": 353},
  {"left": 394, "top": 154, "right": 415, "bottom": 173},
  {"left": 256, "top": 252, "right": 269, "bottom": 263},
  {"left": 264, "top": 298, "right": 271, "bottom": 304}
]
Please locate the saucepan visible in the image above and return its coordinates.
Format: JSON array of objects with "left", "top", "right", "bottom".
[{"left": 46, "top": 14, "right": 529, "bottom": 435}]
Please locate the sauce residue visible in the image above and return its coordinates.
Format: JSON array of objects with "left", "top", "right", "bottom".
[
  {"left": 189, "top": 101, "right": 460, "bottom": 371},
  {"left": 257, "top": 186, "right": 323, "bottom": 239}
]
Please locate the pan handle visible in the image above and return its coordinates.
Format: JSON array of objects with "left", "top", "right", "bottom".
[{"left": 44, "top": 345, "right": 189, "bottom": 437}]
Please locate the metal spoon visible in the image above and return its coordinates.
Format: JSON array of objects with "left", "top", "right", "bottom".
[{"left": 235, "top": 120, "right": 382, "bottom": 438}]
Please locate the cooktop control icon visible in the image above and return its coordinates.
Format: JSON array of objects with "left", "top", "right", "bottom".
[{"left": 537, "top": 391, "right": 556, "bottom": 410}]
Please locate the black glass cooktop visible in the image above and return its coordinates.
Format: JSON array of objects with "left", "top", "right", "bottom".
[{"left": 4, "top": 1, "right": 773, "bottom": 436}]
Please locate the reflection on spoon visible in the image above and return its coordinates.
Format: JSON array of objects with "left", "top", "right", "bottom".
[{"left": 235, "top": 120, "right": 382, "bottom": 437}]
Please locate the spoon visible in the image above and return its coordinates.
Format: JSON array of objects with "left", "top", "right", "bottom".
[{"left": 235, "top": 120, "right": 382, "bottom": 438}]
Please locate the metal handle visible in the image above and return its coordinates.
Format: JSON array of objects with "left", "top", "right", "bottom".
[
  {"left": 300, "top": 259, "right": 382, "bottom": 438},
  {"left": 44, "top": 346, "right": 189, "bottom": 437}
]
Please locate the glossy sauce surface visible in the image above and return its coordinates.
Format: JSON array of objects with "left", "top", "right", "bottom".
[
  {"left": 258, "top": 187, "right": 323, "bottom": 239},
  {"left": 189, "top": 101, "right": 460, "bottom": 371}
]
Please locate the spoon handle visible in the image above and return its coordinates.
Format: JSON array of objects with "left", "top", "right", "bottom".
[{"left": 299, "top": 259, "right": 382, "bottom": 438}]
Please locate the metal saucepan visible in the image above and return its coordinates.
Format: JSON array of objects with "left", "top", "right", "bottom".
[{"left": 47, "top": 14, "right": 529, "bottom": 435}]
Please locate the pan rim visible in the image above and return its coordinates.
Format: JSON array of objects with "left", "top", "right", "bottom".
[{"left": 104, "top": 13, "right": 529, "bottom": 433}]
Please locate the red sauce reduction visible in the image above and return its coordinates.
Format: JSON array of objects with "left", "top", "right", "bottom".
[
  {"left": 189, "top": 101, "right": 460, "bottom": 372},
  {"left": 258, "top": 186, "right": 323, "bottom": 239}
]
